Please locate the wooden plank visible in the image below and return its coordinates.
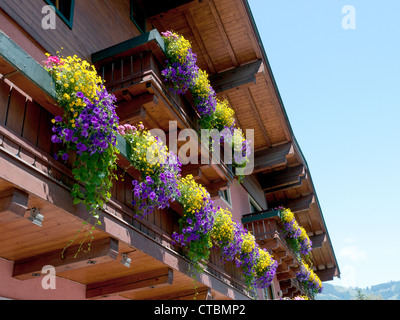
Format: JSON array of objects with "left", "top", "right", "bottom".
[
  {"left": 92, "top": 30, "right": 165, "bottom": 65},
  {"left": 258, "top": 165, "right": 305, "bottom": 191},
  {"left": 0, "top": 187, "right": 29, "bottom": 224},
  {"left": 116, "top": 92, "right": 156, "bottom": 123},
  {"left": 315, "top": 267, "right": 336, "bottom": 282},
  {"left": 310, "top": 232, "right": 326, "bottom": 249},
  {"left": 12, "top": 237, "right": 119, "bottom": 280},
  {"left": 86, "top": 267, "right": 173, "bottom": 299},
  {"left": 243, "top": 87, "right": 272, "bottom": 147},
  {"left": 268, "top": 194, "right": 315, "bottom": 213},
  {"left": 0, "top": 31, "right": 58, "bottom": 115},
  {"left": 253, "top": 142, "right": 294, "bottom": 173},
  {"left": 0, "top": 79, "right": 11, "bottom": 124},
  {"left": 210, "top": 60, "right": 261, "bottom": 93},
  {"left": 185, "top": 9, "right": 216, "bottom": 74},
  {"left": 206, "top": 0, "right": 238, "bottom": 67}
]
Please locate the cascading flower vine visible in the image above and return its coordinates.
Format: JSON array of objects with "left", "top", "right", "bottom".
[
  {"left": 172, "top": 174, "right": 216, "bottom": 269},
  {"left": 299, "top": 226, "right": 313, "bottom": 257},
  {"left": 211, "top": 208, "right": 243, "bottom": 263},
  {"left": 253, "top": 247, "right": 278, "bottom": 289},
  {"left": 280, "top": 207, "right": 313, "bottom": 257},
  {"left": 296, "top": 260, "right": 323, "bottom": 297},
  {"left": 237, "top": 229, "right": 259, "bottom": 287},
  {"left": 191, "top": 69, "right": 217, "bottom": 117},
  {"left": 210, "top": 208, "right": 277, "bottom": 289},
  {"left": 118, "top": 123, "right": 181, "bottom": 219},
  {"left": 45, "top": 53, "right": 119, "bottom": 225},
  {"left": 161, "top": 31, "right": 199, "bottom": 95},
  {"left": 161, "top": 31, "right": 252, "bottom": 182}
]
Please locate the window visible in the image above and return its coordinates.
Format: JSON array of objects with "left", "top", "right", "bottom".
[
  {"left": 249, "top": 199, "right": 260, "bottom": 214},
  {"left": 45, "top": 0, "right": 75, "bottom": 29},
  {"left": 219, "top": 189, "right": 231, "bottom": 206},
  {"left": 130, "top": 0, "right": 147, "bottom": 34},
  {"left": 263, "top": 283, "right": 275, "bottom": 300}
]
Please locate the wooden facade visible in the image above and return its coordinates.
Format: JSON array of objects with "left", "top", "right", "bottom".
[{"left": 0, "top": 0, "right": 339, "bottom": 300}]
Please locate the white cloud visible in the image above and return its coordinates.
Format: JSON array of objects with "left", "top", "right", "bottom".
[
  {"left": 339, "top": 245, "right": 367, "bottom": 262},
  {"left": 332, "top": 265, "right": 357, "bottom": 288}
]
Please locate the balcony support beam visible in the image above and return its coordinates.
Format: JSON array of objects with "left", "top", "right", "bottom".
[
  {"left": 0, "top": 187, "right": 29, "bottom": 224},
  {"left": 13, "top": 237, "right": 119, "bottom": 280},
  {"left": 258, "top": 165, "right": 305, "bottom": 192},
  {"left": 86, "top": 267, "right": 173, "bottom": 299}
]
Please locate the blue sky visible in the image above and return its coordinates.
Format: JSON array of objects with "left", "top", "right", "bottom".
[{"left": 248, "top": 0, "right": 400, "bottom": 289}]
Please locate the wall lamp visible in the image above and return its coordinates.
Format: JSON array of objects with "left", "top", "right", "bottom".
[{"left": 28, "top": 208, "right": 44, "bottom": 227}]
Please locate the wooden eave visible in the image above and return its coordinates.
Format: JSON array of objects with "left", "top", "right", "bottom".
[
  {"left": 147, "top": 0, "right": 340, "bottom": 282},
  {"left": 148, "top": 0, "right": 291, "bottom": 151}
]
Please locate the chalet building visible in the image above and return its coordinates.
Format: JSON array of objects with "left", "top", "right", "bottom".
[{"left": 0, "top": 0, "right": 339, "bottom": 300}]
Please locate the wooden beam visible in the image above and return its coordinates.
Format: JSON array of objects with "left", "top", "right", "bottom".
[
  {"left": 185, "top": 9, "right": 216, "bottom": 74},
  {"left": 207, "top": 0, "right": 239, "bottom": 67},
  {"left": 0, "top": 187, "right": 29, "bottom": 224},
  {"left": 0, "top": 31, "right": 58, "bottom": 116},
  {"left": 210, "top": 60, "right": 262, "bottom": 93},
  {"left": 13, "top": 237, "right": 119, "bottom": 280},
  {"left": 243, "top": 87, "right": 272, "bottom": 147},
  {"left": 143, "top": 0, "right": 196, "bottom": 19},
  {"left": 273, "top": 251, "right": 288, "bottom": 265},
  {"left": 276, "top": 269, "right": 296, "bottom": 282},
  {"left": 86, "top": 267, "right": 173, "bottom": 299},
  {"left": 315, "top": 267, "right": 337, "bottom": 282},
  {"left": 234, "top": 0, "right": 263, "bottom": 60},
  {"left": 279, "top": 280, "right": 292, "bottom": 294},
  {"left": 172, "top": 288, "right": 210, "bottom": 301},
  {"left": 258, "top": 165, "right": 305, "bottom": 192},
  {"left": 253, "top": 142, "right": 294, "bottom": 173},
  {"left": 310, "top": 232, "right": 326, "bottom": 249},
  {"left": 146, "top": 287, "right": 210, "bottom": 301},
  {"left": 268, "top": 194, "right": 315, "bottom": 213},
  {"left": 288, "top": 194, "right": 315, "bottom": 212},
  {"left": 116, "top": 92, "right": 157, "bottom": 123}
]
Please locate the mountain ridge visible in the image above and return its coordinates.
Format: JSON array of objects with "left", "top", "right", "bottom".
[{"left": 316, "top": 280, "right": 400, "bottom": 300}]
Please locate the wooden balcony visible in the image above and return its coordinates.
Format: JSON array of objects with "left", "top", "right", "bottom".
[
  {"left": 279, "top": 278, "right": 311, "bottom": 300},
  {"left": 0, "top": 31, "right": 252, "bottom": 300},
  {"left": 242, "top": 210, "right": 303, "bottom": 288},
  {"left": 92, "top": 29, "right": 234, "bottom": 196}
]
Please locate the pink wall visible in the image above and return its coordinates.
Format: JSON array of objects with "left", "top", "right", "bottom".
[{"left": 213, "top": 180, "right": 252, "bottom": 224}]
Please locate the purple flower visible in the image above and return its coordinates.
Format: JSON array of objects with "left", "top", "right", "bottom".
[
  {"left": 149, "top": 192, "right": 156, "bottom": 200},
  {"left": 146, "top": 176, "right": 154, "bottom": 185},
  {"left": 62, "top": 153, "right": 69, "bottom": 161},
  {"left": 76, "top": 142, "right": 87, "bottom": 152},
  {"left": 51, "top": 135, "right": 61, "bottom": 144},
  {"left": 76, "top": 92, "right": 84, "bottom": 99}
]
